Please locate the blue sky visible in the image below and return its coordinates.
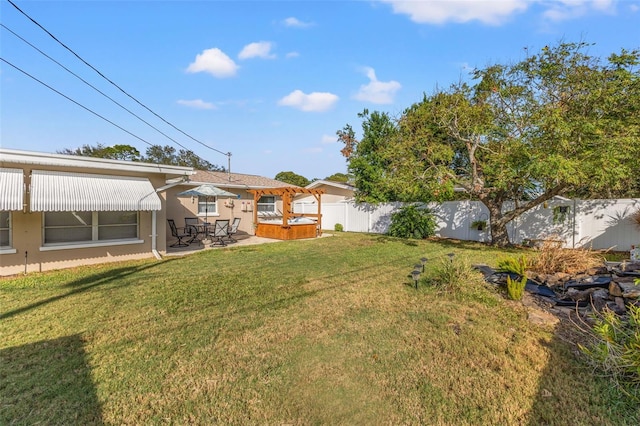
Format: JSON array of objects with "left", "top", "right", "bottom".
[{"left": 1, "top": 0, "right": 639, "bottom": 180}]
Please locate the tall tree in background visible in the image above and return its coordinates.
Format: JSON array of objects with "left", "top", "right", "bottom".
[
  {"left": 58, "top": 143, "right": 142, "bottom": 161},
  {"left": 144, "top": 145, "right": 224, "bottom": 171},
  {"left": 143, "top": 145, "right": 177, "bottom": 166},
  {"left": 275, "top": 171, "right": 310, "bottom": 187},
  {"left": 59, "top": 144, "right": 224, "bottom": 171},
  {"left": 339, "top": 42, "right": 640, "bottom": 246},
  {"left": 324, "top": 172, "right": 352, "bottom": 183}
]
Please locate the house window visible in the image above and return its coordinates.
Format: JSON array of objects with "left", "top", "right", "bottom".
[
  {"left": 257, "top": 196, "right": 276, "bottom": 214},
  {"left": 198, "top": 196, "right": 217, "bottom": 215},
  {"left": 43, "top": 211, "right": 139, "bottom": 245},
  {"left": 0, "top": 211, "right": 11, "bottom": 248},
  {"left": 98, "top": 212, "right": 138, "bottom": 240}
]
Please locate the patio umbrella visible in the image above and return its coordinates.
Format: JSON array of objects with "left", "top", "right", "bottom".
[{"left": 177, "top": 184, "right": 236, "bottom": 223}]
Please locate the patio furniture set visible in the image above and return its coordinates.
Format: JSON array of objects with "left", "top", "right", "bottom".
[{"left": 168, "top": 217, "right": 241, "bottom": 248}]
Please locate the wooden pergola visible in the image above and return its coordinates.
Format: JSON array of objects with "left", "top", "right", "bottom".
[{"left": 248, "top": 187, "right": 324, "bottom": 240}]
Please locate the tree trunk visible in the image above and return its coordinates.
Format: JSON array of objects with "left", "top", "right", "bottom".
[{"left": 484, "top": 200, "right": 512, "bottom": 247}]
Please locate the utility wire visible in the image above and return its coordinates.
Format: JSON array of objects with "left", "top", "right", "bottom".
[
  {"left": 1, "top": 23, "right": 197, "bottom": 155},
  {"left": 6, "top": 0, "right": 232, "bottom": 160},
  {"left": 1, "top": 57, "right": 158, "bottom": 149}
]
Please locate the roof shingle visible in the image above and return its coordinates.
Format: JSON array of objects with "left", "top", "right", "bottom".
[{"left": 190, "top": 170, "right": 298, "bottom": 189}]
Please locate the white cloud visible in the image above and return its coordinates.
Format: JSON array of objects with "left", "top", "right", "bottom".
[
  {"left": 321, "top": 134, "right": 337, "bottom": 144},
  {"left": 186, "top": 48, "right": 238, "bottom": 78},
  {"left": 177, "top": 99, "right": 216, "bottom": 110},
  {"left": 238, "top": 41, "right": 276, "bottom": 60},
  {"left": 283, "top": 17, "right": 314, "bottom": 28},
  {"left": 542, "top": 0, "right": 615, "bottom": 21},
  {"left": 379, "top": 0, "right": 529, "bottom": 25},
  {"left": 278, "top": 90, "right": 339, "bottom": 112},
  {"left": 379, "top": 0, "right": 618, "bottom": 25},
  {"left": 286, "top": 51, "right": 300, "bottom": 59},
  {"left": 305, "top": 147, "right": 323, "bottom": 154},
  {"left": 353, "top": 67, "right": 401, "bottom": 104},
  {"left": 630, "top": 4, "right": 639, "bottom": 13}
]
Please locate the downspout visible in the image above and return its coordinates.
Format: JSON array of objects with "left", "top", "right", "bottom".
[
  {"left": 152, "top": 175, "right": 191, "bottom": 260},
  {"left": 151, "top": 210, "right": 161, "bottom": 259}
]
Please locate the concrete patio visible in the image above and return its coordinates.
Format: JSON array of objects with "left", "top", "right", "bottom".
[{"left": 165, "top": 231, "right": 283, "bottom": 256}]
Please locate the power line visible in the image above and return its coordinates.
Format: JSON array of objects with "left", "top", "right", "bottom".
[
  {"left": 1, "top": 57, "right": 158, "bottom": 149},
  {"left": 6, "top": 0, "right": 232, "bottom": 161},
  {"left": 1, "top": 23, "right": 198, "bottom": 155}
]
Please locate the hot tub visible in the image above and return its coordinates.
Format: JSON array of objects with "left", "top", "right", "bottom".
[{"left": 255, "top": 217, "right": 318, "bottom": 240}]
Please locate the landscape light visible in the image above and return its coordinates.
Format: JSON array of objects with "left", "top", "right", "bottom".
[
  {"left": 420, "top": 257, "right": 428, "bottom": 272},
  {"left": 411, "top": 270, "right": 421, "bottom": 289}
]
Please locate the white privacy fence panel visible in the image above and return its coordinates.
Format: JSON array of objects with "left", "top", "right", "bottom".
[
  {"left": 294, "top": 202, "right": 346, "bottom": 231},
  {"left": 504, "top": 200, "right": 575, "bottom": 247},
  {"left": 429, "top": 201, "right": 490, "bottom": 243},
  {"left": 294, "top": 198, "right": 640, "bottom": 251},
  {"left": 574, "top": 199, "right": 640, "bottom": 251}
]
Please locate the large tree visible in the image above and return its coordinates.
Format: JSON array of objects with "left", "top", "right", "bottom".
[
  {"left": 339, "top": 42, "right": 640, "bottom": 246},
  {"left": 338, "top": 110, "right": 401, "bottom": 203}
]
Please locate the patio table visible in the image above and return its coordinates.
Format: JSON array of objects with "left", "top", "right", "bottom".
[{"left": 185, "top": 218, "right": 211, "bottom": 242}]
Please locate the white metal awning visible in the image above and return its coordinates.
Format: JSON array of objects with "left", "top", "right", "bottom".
[
  {"left": 30, "top": 170, "right": 162, "bottom": 212},
  {"left": 0, "top": 168, "right": 24, "bottom": 211}
]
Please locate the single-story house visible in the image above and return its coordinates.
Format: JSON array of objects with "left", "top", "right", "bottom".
[
  {"left": 165, "top": 170, "right": 296, "bottom": 237},
  {"left": 295, "top": 180, "right": 355, "bottom": 204},
  {"left": 0, "top": 148, "right": 192, "bottom": 276}
]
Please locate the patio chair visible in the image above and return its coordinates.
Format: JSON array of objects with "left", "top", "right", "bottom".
[
  {"left": 168, "top": 219, "right": 193, "bottom": 247},
  {"left": 224, "top": 217, "right": 241, "bottom": 243},
  {"left": 209, "top": 219, "right": 229, "bottom": 247},
  {"left": 185, "top": 217, "right": 206, "bottom": 241}
]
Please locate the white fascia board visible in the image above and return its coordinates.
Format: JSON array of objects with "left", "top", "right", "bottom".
[
  {"left": 0, "top": 148, "right": 194, "bottom": 178},
  {"left": 185, "top": 181, "right": 294, "bottom": 190},
  {"left": 306, "top": 180, "right": 354, "bottom": 191}
]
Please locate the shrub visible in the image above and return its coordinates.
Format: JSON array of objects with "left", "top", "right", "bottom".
[
  {"left": 430, "top": 255, "right": 476, "bottom": 293},
  {"left": 528, "top": 240, "right": 604, "bottom": 275},
  {"left": 505, "top": 275, "right": 527, "bottom": 300},
  {"left": 497, "top": 255, "right": 528, "bottom": 276},
  {"left": 579, "top": 304, "right": 640, "bottom": 401},
  {"left": 497, "top": 255, "right": 528, "bottom": 300},
  {"left": 387, "top": 204, "right": 436, "bottom": 239},
  {"left": 334, "top": 223, "right": 344, "bottom": 232}
]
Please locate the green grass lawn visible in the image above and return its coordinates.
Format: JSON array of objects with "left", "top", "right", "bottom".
[{"left": 1, "top": 233, "right": 638, "bottom": 425}]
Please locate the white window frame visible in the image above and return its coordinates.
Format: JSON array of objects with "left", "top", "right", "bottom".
[
  {"left": 197, "top": 196, "right": 218, "bottom": 217},
  {"left": 41, "top": 211, "right": 142, "bottom": 250},
  {"left": 257, "top": 196, "right": 276, "bottom": 215},
  {"left": 0, "top": 211, "right": 16, "bottom": 254}
]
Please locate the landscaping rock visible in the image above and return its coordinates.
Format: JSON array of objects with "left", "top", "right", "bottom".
[
  {"left": 614, "top": 297, "right": 627, "bottom": 314},
  {"left": 619, "top": 282, "right": 640, "bottom": 299},
  {"left": 614, "top": 276, "right": 637, "bottom": 284},
  {"left": 586, "top": 266, "right": 609, "bottom": 275},
  {"left": 591, "top": 289, "right": 609, "bottom": 312},
  {"left": 549, "top": 272, "right": 572, "bottom": 285},
  {"left": 527, "top": 307, "right": 560, "bottom": 327},
  {"left": 609, "top": 281, "right": 623, "bottom": 297},
  {"left": 566, "top": 287, "right": 595, "bottom": 302}
]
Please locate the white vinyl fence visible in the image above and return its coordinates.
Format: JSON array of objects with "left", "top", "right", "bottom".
[{"left": 293, "top": 198, "right": 640, "bottom": 251}]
